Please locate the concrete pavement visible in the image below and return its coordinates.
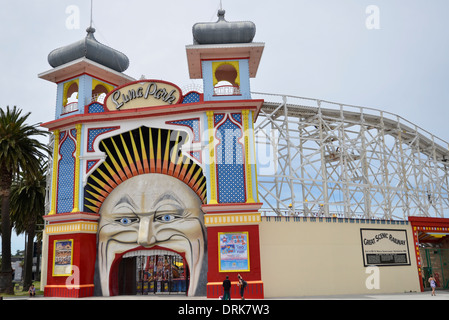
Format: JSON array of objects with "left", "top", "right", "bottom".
[{"left": 3, "top": 290, "right": 448, "bottom": 300}]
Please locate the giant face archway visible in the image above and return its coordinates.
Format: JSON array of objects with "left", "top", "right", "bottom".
[
  {"left": 83, "top": 127, "right": 208, "bottom": 296},
  {"left": 98, "top": 174, "right": 206, "bottom": 296}
]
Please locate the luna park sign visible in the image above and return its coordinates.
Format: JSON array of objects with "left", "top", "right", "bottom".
[{"left": 104, "top": 80, "right": 182, "bottom": 111}]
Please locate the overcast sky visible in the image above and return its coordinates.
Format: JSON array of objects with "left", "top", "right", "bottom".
[{"left": 1, "top": 0, "right": 449, "bottom": 252}]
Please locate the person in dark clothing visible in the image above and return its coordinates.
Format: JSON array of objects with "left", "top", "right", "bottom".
[
  {"left": 237, "top": 274, "right": 247, "bottom": 300},
  {"left": 222, "top": 275, "right": 231, "bottom": 300}
]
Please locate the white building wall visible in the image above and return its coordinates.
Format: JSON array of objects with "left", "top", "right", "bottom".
[{"left": 259, "top": 217, "right": 420, "bottom": 297}]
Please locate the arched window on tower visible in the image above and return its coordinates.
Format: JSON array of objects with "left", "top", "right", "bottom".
[
  {"left": 91, "top": 80, "right": 114, "bottom": 104},
  {"left": 62, "top": 81, "right": 79, "bottom": 114},
  {"left": 92, "top": 84, "right": 109, "bottom": 104},
  {"left": 213, "top": 62, "right": 241, "bottom": 96}
]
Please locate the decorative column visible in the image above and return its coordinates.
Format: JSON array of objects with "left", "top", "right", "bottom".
[
  {"left": 72, "top": 123, "right": 82, "bottom": 213},
  {"left": 242, "top": 109, "right": 255, "bottom": 203},
  {"left": 206, "top": 110, "right": 218, "bottom": 204},
  {"left": 48, "top": 129, "right": 60, "bottom": 216}
]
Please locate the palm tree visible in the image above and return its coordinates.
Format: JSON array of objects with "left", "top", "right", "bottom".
[
  {"left": 10, "top": 162, "right": 47, "bottom": 291},
  {"left": 0, "top": 106, "right": 49, "bottom": 294}
]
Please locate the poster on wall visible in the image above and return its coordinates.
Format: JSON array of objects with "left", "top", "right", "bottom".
[
  {"left": 219, "top": 232, "right": 250, "bottom": 272},
  {"left": 53, "top": 239, "right": 73, "bottom": 276},
  {"left": 360, "top": 229, "right": 410, "bottom": 267}
]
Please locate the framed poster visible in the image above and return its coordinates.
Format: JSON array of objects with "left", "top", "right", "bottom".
[
  {"left": 53, "top": 239, "right": 74, "bottom": 276},
  {"left": 360, "top": 229, "right": 411, "bottom": 267},
  {"left": 218, "top": 232, "right": 250, "bottom": 272}
]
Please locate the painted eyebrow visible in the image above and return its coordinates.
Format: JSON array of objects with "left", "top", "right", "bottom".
[
  {"left": 153, "top": 192, "right": 185, "bottom": 208},
  {"left": 113, "top": 194, "right": 138, "bottom": 211}
]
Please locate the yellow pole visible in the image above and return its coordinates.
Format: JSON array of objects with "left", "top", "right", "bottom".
[
  {"left": 242, "top": 110, "right": 255, "bottom": 203},
  {"left": 206, "top": 111, "right": 218, "bottom": 204},
  {"left": 48, "top": 129, "right": 60, "bottom": 215},
  {"left": 72, "top": 124, "right": 82, "bottom": 213}
]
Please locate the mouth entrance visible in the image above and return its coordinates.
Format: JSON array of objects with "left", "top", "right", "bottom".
[{"left": 117, "top": 248, "right": 189, "bottom": 296}]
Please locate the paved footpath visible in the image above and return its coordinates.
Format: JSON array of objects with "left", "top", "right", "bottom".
[
  {"left": 285, "top": 290, "right": 449, "bottom": 300},
  {"left": 3, "top": 290, "right": 448, "bottom": 300}
]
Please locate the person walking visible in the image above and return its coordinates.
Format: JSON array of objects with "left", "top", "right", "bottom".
[
  {"left": 428, "top": 275, "right": 437, "bottom": 296},
  {"left": 237, "top": 274, "right": 247, "bottom": 300},
  {"left": 222, "top": 275, "right": 231, "bottom": 300}
]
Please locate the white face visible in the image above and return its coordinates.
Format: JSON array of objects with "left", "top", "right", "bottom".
[{"left": 97, "top": 173, "right": 206, "bottom": 296}]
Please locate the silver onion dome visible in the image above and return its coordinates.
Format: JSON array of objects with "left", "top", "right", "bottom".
[
  {"left": 192, "top": 9, "right": 256, "bottom": 45},
  {"left": 48, "top": 27, "right": 129, "bottom": 72}
]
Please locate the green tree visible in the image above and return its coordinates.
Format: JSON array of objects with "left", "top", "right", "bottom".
[
  {"left": 0, "top": 106, "right": 48, "bottom": 294},
  {"left": 10, "top": 162, "right": 47, "bottom": 290}
]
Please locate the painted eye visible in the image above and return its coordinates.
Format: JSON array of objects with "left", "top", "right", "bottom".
[
  {"left": 156, "top": 214, "right": 178, "bottom": 223},
  {"left": 115, "top": 217, "right": 139, "bottom": 225}
]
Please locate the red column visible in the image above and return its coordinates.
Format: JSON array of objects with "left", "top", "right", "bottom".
[
  {"left": 203, "top": 203, "right": 264, "bottom": 299},
  {"left": 43, "top": 213, "right": 99, "bottom": 298}
]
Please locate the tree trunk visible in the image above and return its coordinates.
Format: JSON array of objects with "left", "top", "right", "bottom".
[
  {"left": 22, "top": 222, "right": 35, "bottom": 291},
  {"left": 0, "top": 168, "right": 14, "bottom": 294},
  {"left": 35, "top": 239, "right": 41, "bottom": 282}
]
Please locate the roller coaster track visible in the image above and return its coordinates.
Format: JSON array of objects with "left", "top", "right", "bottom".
[{"left": 253, "top": 92, "right": 449, "bottom": 220}]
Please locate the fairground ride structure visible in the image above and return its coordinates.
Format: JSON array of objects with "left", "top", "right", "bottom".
[{"left": 253, "top": 92, "right": 449, "bottom": 220}]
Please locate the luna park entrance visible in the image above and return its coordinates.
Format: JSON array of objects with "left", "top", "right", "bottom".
[{"left": 118, "top": 250, "right": 189, "bottom": 295}]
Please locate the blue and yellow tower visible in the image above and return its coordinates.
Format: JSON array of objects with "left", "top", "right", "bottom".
[{"left": 187, "top": 9, "right": 265, "bottom": 298}]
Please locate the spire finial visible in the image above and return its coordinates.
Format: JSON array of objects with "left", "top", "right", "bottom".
[
  {"left": 86, "top": 0, "right": 95, "bottom": 35},
  {"left": 90, "top": 0, "right": 94, "bottom": 29},
  {"left": 217, "top": 0, "right": 225, "bottom": 21}
]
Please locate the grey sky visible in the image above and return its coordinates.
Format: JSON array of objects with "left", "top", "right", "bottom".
[{"left": 1, "top": 0, "right": 449, "bottom": 252}]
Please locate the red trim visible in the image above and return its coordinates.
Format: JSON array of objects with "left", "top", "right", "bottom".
[
  {"left": 46, "top": 218, "right": 98, "bottom": 225},
  {"left": 44, "top": 211, "right": 100, "bottom": 222},
  {"left": 86, "top": 159, "right": 100, "bottom": 173},
  {"left": 56, "top": 130, "right": 77, "bottom": 214},
  {"left": 202, "top": 202, "right": 263, "bottom": 213},
  {"left": 201, "top": 57, "right": 250, "bottom": 62},
  {"left": 44, "top": 285, "right": 95, "bottom": 298},
  {"left": 408, "top": 216, "right": 449, "bottom": 227},
  {"left": 41, "top": 99, "right": 264, "bottom": 131},
  {"left": 203, "top": 209, "right": 260, "bottom": 215},
  {"left": 86, "top": 126, "right": 120, "bottom": 152},
  {"left": 207, "top": 281, "right": 264, "bottom": 299},
  {"left": 84, "top": 101, "right": 104, "bottom": 113},
  {"left": 231, "top": 112, "right": 242, "bottom": 125},
  {"left": 188, "top": 151, "right": 202, "bottom": 164},
  {"left": 57, "top": 75, "right": 80, "bottom": 85},
  {"left": 410, "top": 227, "right": 424, "bottom": 292},
  {"left": 214, "top": 112, "right": 224, "bottom": 127},
  {"left": 165, "top": 117, "right": 201, "bottom": 143},
  {"left": 408, "top": 216, "right": 449, "bottom": 292},
  {"left": 214, "top": 113, "right": 247, "bottom": 204},
  {"left": 181, "top": 91, "right": 204, "bottom": 103}
]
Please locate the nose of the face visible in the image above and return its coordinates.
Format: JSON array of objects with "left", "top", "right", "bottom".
[{"left": 137, "top": 216, "right": 157, "bottom": 247}]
